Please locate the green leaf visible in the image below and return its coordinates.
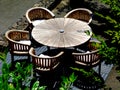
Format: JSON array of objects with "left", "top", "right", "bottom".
[
  {"left": 38, "top": 86, "right": 47, "bottom": 90},
  {"left": 59, "top": 87, "right": 65, "bottom": 90},
  {"left": 32, "top": 81, "right": 40, "bottom": 90},
  {"left": 15, "top": 62, "right": 21, "bottom": 68},
  {"left": 69, "top": 72, "right": 77, "bottom": 83},
  {"left": 84, "top": 30, "right": 90, "bottom": 36}
]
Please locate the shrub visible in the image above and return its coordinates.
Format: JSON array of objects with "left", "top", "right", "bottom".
[{"left": 95, "top": 0, "right": 120, "bottom": 65}]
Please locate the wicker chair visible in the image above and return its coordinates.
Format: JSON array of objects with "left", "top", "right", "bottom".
[
  {"left": 64, "top": 8, "right": 93, "bottom": 24},
  {"left": 72, "top": 49, "right": 101, "bottom": 75},
  {"left": 25, "top": 7, "right": 55, "bottom": 26},
  {"left": 5, "top": 30, "right": 31, "bottom": 64},
  {"left": 29, "top": 47, "right": 64, "bottom": 76}
]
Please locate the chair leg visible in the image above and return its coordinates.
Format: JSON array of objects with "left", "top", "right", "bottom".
[
  {"left": 33, "top": 71, "right": 36, "bottom": 78},
  {"left": 10, "top": 54, "right": 16, "bottom": 70},
  {"left": 11, "top": 54, "right": 14, "bottom": 64},
  {"left": 47, "top": 46, "right": 50, "bottom": 51},
  {"left": 98, "top": 62, "right": 101, "bottom": 76},
  {"left": 28, "top": 55, "right": 31, "bottom": 63}
]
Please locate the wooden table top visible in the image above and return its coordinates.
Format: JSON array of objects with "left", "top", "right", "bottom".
[{"left": 32, "top": 18, "right": 92, "bottom": 48}]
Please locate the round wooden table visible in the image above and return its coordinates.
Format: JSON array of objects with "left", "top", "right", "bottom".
[{"left": 32, "top": 18, "right": 92, "bottom": 48}]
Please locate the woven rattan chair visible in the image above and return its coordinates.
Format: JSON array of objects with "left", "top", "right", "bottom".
[
  {"left": 29, "top": 47, "right": 64, "bottom": 76},
  {"left": 5, "top": 30, "right": 31, "bottom": 64},
  {"left": 25, "top": 7, "right": 55, "bottom": 26},
  {"left": 64, "top": 8, "right": 93, "bottom": 24},
  {"left": 29, "top": 47, "right": 64, "bottom": 88},
  {"left": 72, "top": 50, "right": 101, "bottom": 75}
]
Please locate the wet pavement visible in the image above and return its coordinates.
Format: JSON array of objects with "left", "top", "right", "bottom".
[{"left": 0, "top": 0, "right": 40, "bottom": 34}]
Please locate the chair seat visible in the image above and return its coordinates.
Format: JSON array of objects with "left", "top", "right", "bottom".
[
  {"left": 75, "top": 51, "right": 100, "bottom": 66},
  {"left": 75, "top": 59, "right": 100, "bottom": 66},
  {"left": 36, "top": 62, "right": 60, "bottom": 71},
  {"left": 39, "top": 54, "right": 51, "bottom": 58},
  {"left": 32, "top": 20, "right": 45, "bottom": 26},
  {"left": 17, "top": 40, "right": 31, "bottom": 45},
  {"left": 13, "top": 51, "right": 29, "bottom": 54}
]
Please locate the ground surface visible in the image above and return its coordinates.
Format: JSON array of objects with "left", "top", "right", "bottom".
[
  {"left": 0, "top": 0, "right": 40, "bottom": 34},
  {"left": 104, "top": 66, "right": 120, "bottom": 90},
  {"left": 0, "top": 0, "right": 120, "bottom": 90}
]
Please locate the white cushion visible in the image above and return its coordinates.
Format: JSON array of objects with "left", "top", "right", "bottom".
[
  {"left": 86, "top": 51, "right": 90, "bottom": 53},
  {"left": 39, "top": 54, "right": 51, "bottom": 58},
  {"left": 32, "top": 20, "right": 45, "bottom": 26},
  {"left": 38, "top": 54, "right": 51, "bottom": 68},
  {"left": 18, "top": 40, "right": 31, "bottom": 45}
]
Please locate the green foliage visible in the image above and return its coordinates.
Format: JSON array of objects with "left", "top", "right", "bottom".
[
  {"left": 105, "top": 30, "right": 120, "bottom": 44},
  {"left": 0, "top": 48, "right": 8, "bottom": 61},
  {"left": 101, "top": 0, "right": 120, "bottom": 16},
  {"left": 70, "top": 67, "right": 94, "bottom": 77},
  {"left": 0, "top": 59, "right": 32, "bottom": 90},
  {"left": 0, "top": 52, "right": 6, "bottom": 61},
  {"left": 0, "top": 48, "right": 15, "bottom": 90},
  {"left": 97, "top": 0, "right": 120, "bottom": 46},
  {"left": 9, "top": 62, "right": 32, "bottom": 89},
  {"left": 59, "top": 72, "right": 77, "bottom": 90},
  {"left": 0, "top": 62, "right": 16, "bottom": 90},
  {"left": 32, "top": 81, "right": 46, "bottom": 90},
  {"left": 0, "top": 52, "right": 77, "bottom": 90},
  {"left": 89, "top": 34, "right": 104, "bottom": 50},
  {"left": 89, "top": 34, "right": 117, "bottom": 64},
  {"left": 70, "top": 67, "right": 102, "bottom": 84},
  {"left": 93, "top": 34, "right": 118, "bottom": 64},
  {"left": 95, "top": 0, "right": 120, "bottom": 65},
  {"left": 99, "top": 44, "right": 118, "bottom": 64}
]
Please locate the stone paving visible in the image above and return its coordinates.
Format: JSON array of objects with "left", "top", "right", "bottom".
[{"left": 0, "top": 0, "right": 55, "bottom": 46}]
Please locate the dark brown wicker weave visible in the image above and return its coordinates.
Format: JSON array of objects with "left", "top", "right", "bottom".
[
  {"left": 72, "top": 49, "right": 101, "bottom": 75},
  {"left": 25, "top": 7, "right": 55, "bottom": 25},
  {"left": 29, "top": 47, "right": 64, "bottom": 76},
  {"left": 5, "top": 29, "right": 31, "bottom": 63},
  {"left": 64, "top": 8, "right": 93, "bottom": 24}
]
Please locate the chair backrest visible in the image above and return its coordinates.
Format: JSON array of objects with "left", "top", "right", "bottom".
[
  {"left": 64, "top": 8, "right": 93, "bottom": 24},
  {"left": 72, "top": 50, "right": 100, "bottom": 67},
  {"left": 29, "top": 47, "right": 64, "bottom": 71},
  {"left": 88, "top": 38, "right": 101, "bottom": 51},
  {"left": 25, "top": 7, "right": 55, "bottom": 23},
  {"left": 5, "top": 30, "right": 30, "bottom": 54}
]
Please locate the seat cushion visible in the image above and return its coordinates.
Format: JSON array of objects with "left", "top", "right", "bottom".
[
  {"left": 86, "top": 51, "right": 90, "bottom": 53},
  {"left": 32, "top": 20, "right": 45, "bottom": 26},
  {"left": 18, "top": 40, "right": 31, "bottom": 45},
  {"left": 39, "top": 54, "right": 51, "bottom": 58}
]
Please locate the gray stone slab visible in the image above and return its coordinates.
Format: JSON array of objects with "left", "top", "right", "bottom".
[{"left": 0, "top": 0, "right": 40, "bottom": 34}]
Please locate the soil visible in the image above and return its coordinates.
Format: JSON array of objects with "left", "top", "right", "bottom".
[{"left": 102, "top": 66, "right": 120, "bottom": 90}]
